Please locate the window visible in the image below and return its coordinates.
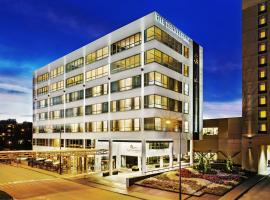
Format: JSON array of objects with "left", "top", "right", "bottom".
[
  {"left": 110, "top": 118, "right": 140, "bottom": 132},
  {"left": 149, "top": 142, "right": 169, "bottom": 150},
  {"left": 184, "top": 83, "right": 189, "bottom": 95},
  {"left": 86, "top": 65, "right": 108, "bottom": 81},
  {"left": 144, "top": 118, "right": 180, "bottom": 132},
  {"left": 37, "top": 73, "right": 49, "bottom": 83},
  {"left": 65, "top": 107, "right": 84, "bottom": 118},
  {"left": 111, "top": 54, "right": 140, "bottom": 74},
  {"left": 37, "top": 86, "right": 48, "bottom": 96},
  {"left": 50, "top": 80, "right": 64, "bottom": 92},
  {"left": 85, "top": 84, "right": 108, "bottom": 98},
  {"left": 50, "top": 66, "right": 64, "bottom": 78},
  {"left": 184, "top": 121, "right": 189, "bottom": 133},
  {"left": 259, "top": 110, "right": 267, "bottom": 119},
  {"left": 259, "top": 69, "right": 266, "bottom": 79},
  {"left": 259, "top": 43, "right": 267, "bottom": 52},
  {"left": 111, "top": 75, "right": 141, "bottom": 93},
  {"left": 259, "top": 82, "right": 266, "bottom": 92},
  {"left": 66, "top": 57, "right": 84, "bottom": 73},
  {"left": 111, "top": 33, "right": 141, "bottom": 54},
  {"left": 144, "top": 95, "right": 182, "bottom": 112},
  {"left": 50, "top": 95, "right": 64, "bottom": 106},
  {"left": 111, "top": 97, "right": 140, "bottom": 112},
  {"left": 259, "top": 29, "right": 267, "bottom": 39},
  {"left": 50, "top": 110, "right": 64, "bottom": 119},
  {"left": 183, "top": 46, "right": 189, "bottom": 58},
  {"left": 66, "top": 139, "right": 83, "bottom": 148},
  {"left": 203, "top": 127, "right": 218, "bottom": 135},
  {"left": 66, "top": 90, "right": 84, "bottom": 103},
  {"left": 66, "top": 74, "right": 83, "bottom": 88},
  {"left": 259, "top": 56, "right": 267, "bottom": 65},
  {"left": 259, "top": 96, "right": 267, "bottom": 106},
  {"left": 259, "top": 3, "right": 266, "bottom": 12},
  {"left": 259, "top": 16, "right": 267, "bottom": 26},
  {"left": 144, "top": 72, "right": 182, "bottom": 93},
  {"left": 145, "top": 26, "right": 183, "bottom": 54},
  {"left": 259, "top": 123, "right": 267, "bottom": 132},
  {"left": 52, "top": 124, "right": 64, "bottom": 133},
  {"left": 184, "top": 102, "right": 189, "bottom": 114},
  {"left": 183, "top": 65, "right": 189, "bottom": 77},
  {"left": 85, "top": 102, "right": 108, "bottom": 115},
  {"left": 145, "top": 49, "right": 182, "bottom": 74},
  {"left": 37, "top": 99, "right": 48, "bottom": 109},
  {"left": 85, "top": 121, "right": 108, "bottom": 132},
  {"left": 65, "top": 123, "right": 84, "bottom": 133},
  {"left": 86, "top": 46, "right": 108, "bottom": 64}
]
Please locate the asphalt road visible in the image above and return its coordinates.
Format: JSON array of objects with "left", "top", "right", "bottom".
[{"left": 240, "top": 176, "right": 270, "bottom": 200}]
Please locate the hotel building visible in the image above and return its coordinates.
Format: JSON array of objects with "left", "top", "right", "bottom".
[
  {"left": 32, "top": 12, "right": 203, "bottom": 172},
  {"left": 243, "top": 0, "right": 270, "bottom": 174}
]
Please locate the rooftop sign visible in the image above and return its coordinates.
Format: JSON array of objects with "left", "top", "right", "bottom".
[{"left": 155, "top": 13, "right": 191, "bottom": 44}]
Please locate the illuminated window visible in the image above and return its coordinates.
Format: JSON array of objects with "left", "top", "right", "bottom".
[
  {"left": 184, "top": 121, "right": 189, "bottom": 133},
  {"left": 86, "top": 46, "right": 108, "bottom": 64},
  {"left": 111, "top": 33, "right": 141, "bottom": 55},
  {"left": 184, "top": 84, "right": 189, "bottom": 95},
  {"left": 37, "top": 73, "right": 49, "bottom": 83},
  {"left": 50, "top": 80, "right": 64, "bottom": 92},
  {"left": 259, "top": 29, "right": 267, "bottom": 39},
  {"left": 259, "top": 96, "right": 267, "bottom": 105},
  {"left": 259, "top": 123, "right": 267, "bottom": 132},
  {"left": 259, "top": 70, "right": 266, "bottom": 79},
  {"left": 259, "top": 16, "right": 267, "bottom": 26},
  {"left": 259, "top": 83, "right": 266, "bottom": 92},
  {"left": 203, "top": 127, "right": 218, "bottom": 135},
  {"left": 259, "top": 56, "right": 267, "bottom": 65},
  {"left": 183, "top": 46, "right": 189, "bottom": 58},
  {"left": 259, "top": 110, "right": 267, "bottom": 119},
  {"left": 50, "top": 66, "right": 64, "bottom": 78},
  {"left": 259, "top": 3, "right": 266, "bottom": 12},
  {"left": 184, "top": 102, "right": 189, "bottom": 114},
  {"left": 66, "top": 58, "right": 84, "bottom": 73},
  {"left": 184, "top": 65, "right": 189, "bottom": 77},
  {"left": 111, "top": 54, "right": 140, "bottom": 74},
  {"left": 259, "top": 43, "right": 267, "bottom": 52},
  {"left": 86, "top": 65, "right": 108, "bottom": 81},
  {"left": 66, "top": 74, "right": 83, "bottom": 88}
]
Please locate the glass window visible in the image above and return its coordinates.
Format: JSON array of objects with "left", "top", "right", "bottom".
[
  {"left": 111, "top": 54, "right": 140, "bottom": 74},
  {"left": 37, "top": 73, "right": 49, "bottom": 83},
  {"left": 37, "top": 86, "right": 48, "bottom": 96},
  {"left": 259, "top": 29, "right": 267, "bottom": 39},
  {"left": 184, "top": 102, "right": 189, "bottom": 114},
  {"left": 86, "top": 46, "right": 108, "bottom": 64},
  {"left": 259, "top": 123, "right": 267, "bottom": 132},
  {"left": 111, "top": 33, "right": 141, "bottom": 54},
  {"left": 184, "top": 84, "right": 189, "bottom": 95},
  {"left": 184, "top": 65, "right": 189, "bottom": 77},
  {"left": 259, "top": 3, "right": 266, "bottom": 12},
  {"left": 66, "top": 74, "right": 83, "bottom": 88},
  {"left": 183, "top": 46, "right": 189, "bottom": 58},
  {"left": 86, "top": 65, "right": 108, "bottom": 81},
  {"left": 259, "top": 43, "right": 267, "bottom": 52},
  {"left": 184, "top": 121, "right": 189, "bottom": 133},
  {"left": 50, "top": 80, "right": 64, "bottom": 92},
  {"left": 259, "top": 16, "right": 267, "bottom": 26},
  {"left": 259, "top": 56, "right": 267, "bottom": 65},
  {"left": 66, "top": 58, "right": 84, "bottom": 73},
  {"left": 50, "top": 66, "right": 64, "bottom": 78},
  {"left": 259, "top": 69, "right": 266, "bottom": 79},
  {"left": 259, "top": 110, "right": 267, "bottom": 119},
  {"left": 259, "top": 82, "right": 266, "bottom": 92},
  {"left": 259, "top": 96, "right": 267, "bottom": 105}
]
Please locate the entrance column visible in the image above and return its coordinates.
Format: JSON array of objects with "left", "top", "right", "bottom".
[
  {"left": 169, "top": 142, "right": 173, "bottom": 167},
  {"left": 160, "top": 156, "right": 163, "bottom": 168},
  {"left": 138, "top": 156, "right": 142, "bottom": 171},
  {"left": 141, "top": 140, "right": 146, "bottom": 173},
  {"left": 190, "top": 139, "right": 193, "bottom": 166},
  {"left": 258, "top": 145, "right": 267, "bottom": 175},
  {"left": 109, "top": 139, "right": 113, "bottom": 175}
]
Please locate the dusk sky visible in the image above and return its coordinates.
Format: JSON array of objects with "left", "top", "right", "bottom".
[{"left": 0, "top": 0, "right": 241, "bottom": 122}]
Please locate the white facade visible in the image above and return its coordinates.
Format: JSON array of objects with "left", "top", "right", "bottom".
[{"left": 32, "top": 12, "right": 203, "bottom": 172}]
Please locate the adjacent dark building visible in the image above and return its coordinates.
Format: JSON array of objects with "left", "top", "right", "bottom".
[
  {"left": 0, "top": 119, "right": 32, "bottom": 151},
  {"left": 242, "top": 0, "right": 270, "bottom": 173}
]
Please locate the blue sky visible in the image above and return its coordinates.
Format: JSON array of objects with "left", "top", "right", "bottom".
[{"left": 0, "top": 0, "right": 242, "bottom": 122}]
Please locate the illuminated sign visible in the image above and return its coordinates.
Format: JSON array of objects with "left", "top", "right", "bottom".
[{"left": 155, "top": 13, "right": 191, "bottom": 44}]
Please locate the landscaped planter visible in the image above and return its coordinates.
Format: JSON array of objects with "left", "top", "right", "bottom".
[
  {"left": 132, "top": 166, "right": 139, "bottom": 171},
  {"left": 112, "top": 170, "right": 118, "bottom": 175}
]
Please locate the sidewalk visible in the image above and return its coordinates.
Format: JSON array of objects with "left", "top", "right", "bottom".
[{"left": 219, "top": 175, "right": 266, "bottom": 200}]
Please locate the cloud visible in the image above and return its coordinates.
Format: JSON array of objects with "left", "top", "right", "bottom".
[
  {"left": 203, "top": 99, "right": 242, "bottom": 119},
  {"left": 205, "top": 60, "right": 241, "bottom": 73}
]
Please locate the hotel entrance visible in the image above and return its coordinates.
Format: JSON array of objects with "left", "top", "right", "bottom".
[{"left": 121, "top": 155, "right": 138, "bottom": 168}]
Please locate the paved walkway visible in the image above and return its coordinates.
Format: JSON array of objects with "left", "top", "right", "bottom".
[
  {"left": 239, "top": 175, "right": 270, "bottom": 200},
  {"left": 219, "top": 175, "right": 265, "bottom": 200}
]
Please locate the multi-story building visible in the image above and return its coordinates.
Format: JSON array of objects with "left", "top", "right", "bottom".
[
  {"left": 242, "top": 0, "right": 270, "bottom": 174},
  {"left": 0, "top": 119, "right": 32, "bottom": 151},
  {"left": 32, "top": 12, "right": 203, "bottom": 172}
]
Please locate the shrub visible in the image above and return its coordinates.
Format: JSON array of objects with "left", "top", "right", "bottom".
[
  {"left": 132, "top": 166, "right": 139, "bottom": 171},
  {"left": 103, "top": 171, "right": 109, "bottom": 177}
]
